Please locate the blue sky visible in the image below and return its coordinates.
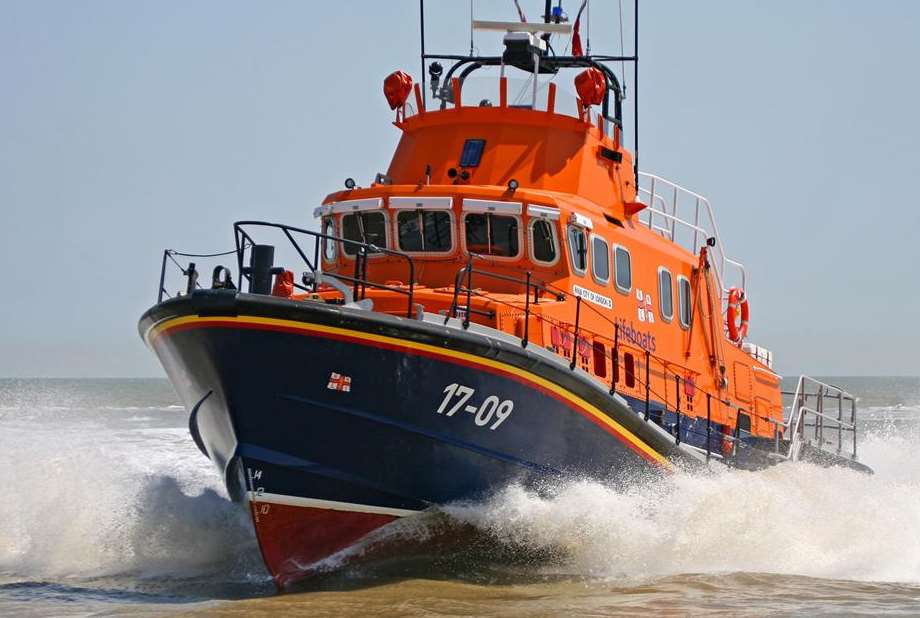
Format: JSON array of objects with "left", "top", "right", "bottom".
[{"left": 1, "top": 1, "right": 917, "bottom": 377}]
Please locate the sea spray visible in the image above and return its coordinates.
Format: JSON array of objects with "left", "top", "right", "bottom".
[
  {"left": 0, "top": 419, "right": 263, "bottom": 582},
  {"left": 441, "top": 429, "right": 920, "bottom": 583},
  {"left": 1, "top": 377, "right": 918, "bottom": 588}
]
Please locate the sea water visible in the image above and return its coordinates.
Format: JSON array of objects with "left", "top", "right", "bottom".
[{"left": 0, "top": 377, "right": 918, "bottom": 616}]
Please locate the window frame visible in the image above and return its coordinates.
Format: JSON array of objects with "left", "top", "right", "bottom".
[
  {"left": 566, "top": 225, "right": 589, "bottom": 276},
  {"left": 677, "top": 275, "right": 692, "bottom": 329},
  {"left": 462, "top": 212, "right": 523, "bottom": 261},
  {"left": 394, "top": 209, "right": 456, "bottom": 255},
  {"left": 340, "top": 211, "right": 389, "bottom": 259},
  {"left": 613, "top": 244, "right": 632, "bottom": 294},
  {"left": 590, "top": 234, "right": 610, "bottom": 285},
  {"left": 528, "top": 217, "right": 560, "bottom": 266},
  {"left": 657, "top": 266, "right": 674, "bottom": 323},
  {"left": 321, "top": 216, "right": 337, "bottom": 263}
]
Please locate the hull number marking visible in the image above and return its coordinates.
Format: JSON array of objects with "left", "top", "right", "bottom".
[{"left": 436, "top": 383, "right": 513, "bottom": 430}]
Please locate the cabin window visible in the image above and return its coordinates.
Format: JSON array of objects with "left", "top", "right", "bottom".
[
  {"left": 614, "top": 245, "right": 632, "bottom": 293},
  {"left": 397, "top": 211, "right": 452, "bottom": 252},
  {"left": 658, "top": 267, "right": 673, "bottom": 322},
  {"left": 342, "top": 212, "right": 387, "bottom": 255},
  {"left": 530, "top": 219, "right": 557, "bottom": 264},
  {"left": 464, "top": 213, "right": 519, "bottom": 257},
  {"left": 322, "top": 217, "right": 337, "bottom": 261},
  {"left": 591, "top": 235, "right": 610, "bottom": 283},
  {"left": 592, "top": 341, "right": 607, "bottom": 379},
  {"left": 567, "top": 226, "right": 588, "bottom": 274},
  {"left": 624, "top": 352, "right": 636, "bottom": 388},
  {"left": 678, "top": 276, "right": 692, "bottom": 328}
]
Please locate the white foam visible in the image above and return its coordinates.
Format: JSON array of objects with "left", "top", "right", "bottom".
[
  {"left": 2, "top": 384, "right": 917, "bottom": 586},
  {"left": 443, "top": 429, "right": 920, "bottom": 583},
  {"left": 0, "top": 421, "right": 264, "bottom": 582}
]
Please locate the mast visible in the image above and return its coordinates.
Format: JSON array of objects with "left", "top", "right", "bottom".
[
  {"left": 634, "top": 0, "right": 639, "bottom": 180},
  {"left": 420, "top": 0, "right": 426, "bottom": 109}
]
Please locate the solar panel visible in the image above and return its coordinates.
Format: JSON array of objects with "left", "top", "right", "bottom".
[{"left": 459, "top": 139, "right": 486, "bottom": 167}]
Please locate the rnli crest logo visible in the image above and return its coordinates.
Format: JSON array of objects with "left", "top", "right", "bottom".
[{"left": 327, "top": 372, "right": 352, "bottom": 392}]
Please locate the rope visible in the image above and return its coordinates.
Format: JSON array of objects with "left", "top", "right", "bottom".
[{"left": 166, "top": 246, "right": 243, "bottom": 259}]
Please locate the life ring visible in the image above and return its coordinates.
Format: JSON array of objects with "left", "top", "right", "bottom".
[{"left": 727, "top": 287, "right": 749, "bottom": 343}]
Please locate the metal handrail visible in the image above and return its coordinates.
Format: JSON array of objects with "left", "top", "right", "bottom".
[
  {"left": 156, "top": 246, "right": 244, "bottom": 303},
  {"left": 781, "top": 375, "right": 858, "bottom": 462},
  {"left": 637, "top": 172, "right": 747, "bottom": 297},
  {"left": 233, "top": 220, "right": 417, "bottom": 318},
  {"left": 445, "top": 261, "right": 788, "bottom": 458}
]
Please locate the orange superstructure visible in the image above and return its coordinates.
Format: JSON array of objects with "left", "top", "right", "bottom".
[{"left": 311, "top": 71, "right": 784, "bottom": 444}]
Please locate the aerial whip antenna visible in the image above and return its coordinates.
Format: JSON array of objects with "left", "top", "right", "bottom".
[
  {"left": 512, "top": 0, "right": 527, "bottom": 22},
  {"left": 469, "top": 0, "right": 474, "bottom": 56},
  {"left": 571, "top": 0, "right": 588, "bottom": 56},
  {"left": 586, "top": 0, "right": 591, "bottom": 54},
  {"left": 618, "top": 0, "right": 626, "bottom": 94}
]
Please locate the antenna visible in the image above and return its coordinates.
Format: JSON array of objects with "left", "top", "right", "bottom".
[
  {"left": 419, "top": 0, "right": 426, "bottom": 109},
  {"left": 417, "top": 0, "right": 641, "bottom": 176},
  {"left": 634, "top": 0, "right": 639, "bottom": 180}
]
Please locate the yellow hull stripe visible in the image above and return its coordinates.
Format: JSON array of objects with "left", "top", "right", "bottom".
[{"left": 147, "top": 314, "right": 670, "bottom": 467}]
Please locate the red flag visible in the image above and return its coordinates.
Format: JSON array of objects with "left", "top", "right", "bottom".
[{"left": 572, "top": 0, "right": 588, "bottom": 56}]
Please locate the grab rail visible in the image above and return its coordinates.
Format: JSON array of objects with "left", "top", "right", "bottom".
[
  {"left": 637, "top": 172, "right": 747, "bottom": 297},
  {"left": 233, "top": 221, "right": 417, "bottom": 318},
  {"left": 156, "top": 246, "right": 245, "bottom": 303},
  {"left": 444, "top": 260, "right": 786, "bottom": 462},
  {"left": 781, "top": 376, "right": 858, "bottom": 462},
  {"left": 445, "top": 253, "right": 562, "bottom": 337},
  {"left": 153, "top": 222, "right": 418, "bottom": 319}
]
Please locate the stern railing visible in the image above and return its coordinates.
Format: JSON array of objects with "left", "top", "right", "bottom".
[{"left": 780, "top": 376, "right": 858, "bottom": 462}]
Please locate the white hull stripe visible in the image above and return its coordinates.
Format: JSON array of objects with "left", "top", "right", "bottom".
[{"left": 250, "top": 492, "right": 421, "bottom": 518}]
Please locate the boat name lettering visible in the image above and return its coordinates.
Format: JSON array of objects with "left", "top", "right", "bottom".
[
  {"left": 572, "top": 285, "right": 613, "bottom": 309},
  {"left": 436, "top": 383, "right": 513, "bottom": 430},
  {"left": 614, "top": 318, "right": 657, "bottom": 353}
]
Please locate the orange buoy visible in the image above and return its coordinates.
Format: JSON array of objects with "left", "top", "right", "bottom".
[{"left": 727, "top": 287, "right": 749, "bottom": 343}]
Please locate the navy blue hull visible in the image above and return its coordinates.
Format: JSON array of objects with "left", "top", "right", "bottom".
[{"left": 139, "top": 290, "right": 694, "bottom": 583}]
